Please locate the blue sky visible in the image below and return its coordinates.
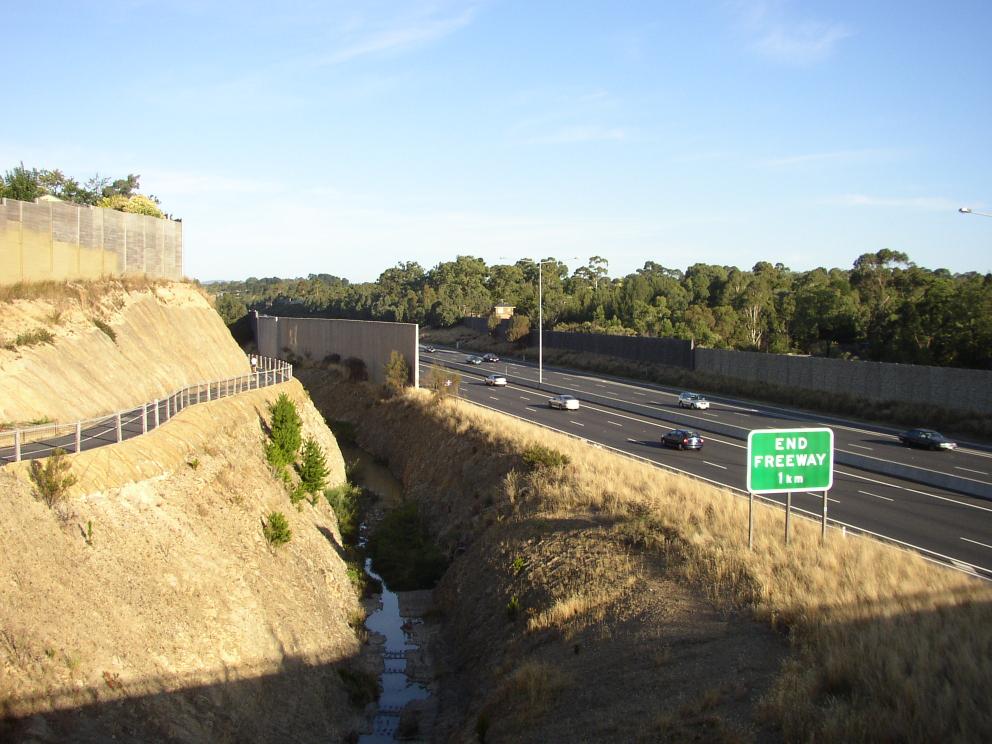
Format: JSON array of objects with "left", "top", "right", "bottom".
[{"left": 3, "top": 1, "right": 990, "bottom": 281}]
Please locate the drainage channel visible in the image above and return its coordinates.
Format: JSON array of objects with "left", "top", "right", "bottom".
[{"left": 341, "top": 442, "right": 434, "bottom": 743}]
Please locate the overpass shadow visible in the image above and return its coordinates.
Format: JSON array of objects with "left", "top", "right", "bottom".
[{"left": 0, "top": 651, "right": 374, "bottom": 743}]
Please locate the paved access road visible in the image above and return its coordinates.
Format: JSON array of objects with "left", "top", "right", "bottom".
[{"left": 421, "top": 348, "right": 992, "bottom": 578}]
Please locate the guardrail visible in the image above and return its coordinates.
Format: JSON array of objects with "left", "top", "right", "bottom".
[{"left": 0, "top": 356, "right": 293, "bottom": 465}]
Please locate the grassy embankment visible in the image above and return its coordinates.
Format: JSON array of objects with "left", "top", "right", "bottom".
[
  {"left": 302, "top": 364, "right": 992, "bottom": 742},
  {"left": 421, "top": 325, "right": 992, "bottom": 440}
]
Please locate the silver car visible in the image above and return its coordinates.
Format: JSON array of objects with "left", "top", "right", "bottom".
[
  {"left": 465, "top": 355, "right": 483, "bottom": 365},
  {"left": 678, "top": 392, "right": 709, "bottom": 410},
  {"left": 485, "top": 374, "right": 507, "bottom": 387},
  {"left": 548, "top": 394, "right": 580, "bottom": 410}
]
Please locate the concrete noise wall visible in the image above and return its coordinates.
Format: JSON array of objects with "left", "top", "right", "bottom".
[
  {"left": 0, "top": 198, "right": 183, "bottom": 285},
  {"left": 539, "top": 330, "right": 695, "bottom": 369},
  {"left": 255, "top": 313, "right": 419, "bottom": 387},
  {"left": 695, "top": 347, "right": 992, "bottom": 415}
]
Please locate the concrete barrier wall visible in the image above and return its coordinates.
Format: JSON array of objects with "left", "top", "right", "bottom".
[
  {"left": 0, "top": 197, "right": 182, "bottom": 285},
  {"left": 538, "top": 330, "right": 695, "bottom": 369},
  {"left": 695, "top": 348, "right": 992, "bottom": 415},
  {"left": 255, "top": 313, "right": 419, "bottom": 387}
]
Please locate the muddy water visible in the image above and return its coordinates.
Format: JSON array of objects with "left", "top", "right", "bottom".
[{"left": 341, "top": 443, "right": 433, "bottom": 743}]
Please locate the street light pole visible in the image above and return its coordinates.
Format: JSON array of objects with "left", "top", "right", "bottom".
[
  {"left": 959, "top": 207, "right": 992, "bottom": 217},
  {"left": 539, "top": 260, "right": 543, "bottom": 385}
]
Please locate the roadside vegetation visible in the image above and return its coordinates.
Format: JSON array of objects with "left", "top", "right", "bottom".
[{"left": 298, "top": 365, "right": 992, "bottom": 741}]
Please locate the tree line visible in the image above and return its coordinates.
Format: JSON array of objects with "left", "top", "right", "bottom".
[
  {"left": 211, "top": 250, "right": 992, "bottom": 370},
  {"left": 0, "top": 163, "right": 169, "bottom": 219}
]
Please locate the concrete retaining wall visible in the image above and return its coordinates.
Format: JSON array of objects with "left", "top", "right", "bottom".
[
  {"left": 0, "top": 198, "right": 182, "bottom": 284},
  {"left": 538, "top": 330, "right": 695, "bottom": 369},
  {"left": 255, "top": 313, "right": 419, "bottom": 387},
  {"left": 695, "top": 348, "right": 992, "bottom": 415}
]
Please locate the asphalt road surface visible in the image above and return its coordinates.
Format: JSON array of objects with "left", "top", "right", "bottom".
[{"left": 422, "top": 347, "right": 992, "bottom": 578}]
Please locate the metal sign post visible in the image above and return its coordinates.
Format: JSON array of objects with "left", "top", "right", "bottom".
[
  {"left": 821, "top": 491, "right": 828, "bottom": 543},
  {"left": 746, "top": 428, "right": 834, "bottom": 548},
  {"left": 748, "top": 491, "right": 754, "bottom": 549}
]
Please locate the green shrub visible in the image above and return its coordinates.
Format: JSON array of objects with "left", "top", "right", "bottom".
[
  {"left": 327, "top": 419, "right": 356, "bottom": 445},
  {"left": 297, "top": 436, "right": 329, "bottom": 494},
  {"left": 29, "top": 448, "right": 77, "bottom": 512},
  {"left": 263, "top": 511, "right": 292, "bottom": 547},
  {"left": 511, "top": 556, "right": 526, "bottom": 575},
  {"left": 7, "top": 328, "right": 55, "bottom": 349},
  {"left": 325, "top": 483, "right": 362, "bottom": 545},
  {"left": 522, "top": 445, "right": 570, "bottom": 470},
  {"left": 93, "top": 318, "right": 117, "bottom": 342},
  {"left": 506, "top": 595, "right": 521, "bottom": 620},
  {"left": 266, "top": 393, "right": 302, "bottom": 467},
  {"left": 367, "top": 501, "right": 447, "bottom": 590},
  {"left": 384, "top": 350, "right": 409, "bottom": 396},
  {"left": 337, "top": 666, "right": 380, "bottom": 708}
]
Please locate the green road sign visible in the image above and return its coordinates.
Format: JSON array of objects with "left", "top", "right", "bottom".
[{"left": 746, "top": 428, "right": 834, "bottom": 494}]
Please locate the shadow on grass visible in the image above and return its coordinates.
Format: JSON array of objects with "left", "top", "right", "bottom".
[{"left": 0, "top": 652, "right": 372, "bottom": 744}]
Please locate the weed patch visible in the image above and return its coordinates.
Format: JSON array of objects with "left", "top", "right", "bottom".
[
  {"left": 93, "top": 318, "right": 117, "bottom": 343},
  {"left": 262, "top": 511, "right": 292, "bottom": 547},
  {"left": 29, "top": 448, "right": 77, "bottom": 519}
]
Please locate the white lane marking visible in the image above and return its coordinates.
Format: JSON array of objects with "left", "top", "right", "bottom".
[
  {"left": 704, "top": 461, "right": 727, "bottom": 470},
  {"left": 570, "top": 420, "right": 584, "bottom": 427},
  {"left": 595, "top": 384, "right": 607, "bottom": 388},
  {"left": 607, "top": 420, "right": 623, "bottom": 427},
  {"left": 848, "top": 443, "right": 873, "bottom": 451},
  {"left": 962, "top": 537, "right": 992, "bottom": 551},
  {"left": 519, "top": 395, "right": 531, "bottom": 401},
  {"left": 802, "top": 492, "right": 841, "bottom": 503},
  {"left": 859, "top": 489, "right": 894, "bottom": 502},
  {"left": 956, "top": 466, "right": 989, "bottom": 475},
  {"left": 634, "top": 391, "right": 646, "bottom": 396},
  {"left": 626, "top": 438, "right": 639, "bottom": 443},
  {"left": 488, "top": 396, "right": 499, "bottom": 401},
  {"left": 836, "top": 468, "right": 992, "bottom": 514}
]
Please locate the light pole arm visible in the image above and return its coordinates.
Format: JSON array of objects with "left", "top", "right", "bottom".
[{"left": 960, "top": 207, "right": 992, "bottom": 218}]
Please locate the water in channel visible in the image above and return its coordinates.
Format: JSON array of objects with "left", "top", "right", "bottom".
[{"left": 342, "top": 442, "right": 431, "bottom": 743}]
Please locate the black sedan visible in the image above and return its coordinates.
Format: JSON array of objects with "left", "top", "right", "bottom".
[
  {"left": 661, "top": 429, "right": 704, "bottom": 450},
  {"left": 483, "top": 353, "right": 500, "bottom": 362},
  {"left": 897, "top": 429, "right": 957, "bottom": 451}
]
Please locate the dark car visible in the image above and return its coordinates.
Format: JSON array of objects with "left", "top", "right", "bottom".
[
  {"left": 897, "top": 429, "right": 957, "bottom": 451},
  {"left": 465, "top": 355, "right": 483, "bottom": 365},
  {"left": 482, "top": 353, "right": 500, "bottom": 362},
  {"left": 661, "top": 429, "right": 704, "bottom": 450}
]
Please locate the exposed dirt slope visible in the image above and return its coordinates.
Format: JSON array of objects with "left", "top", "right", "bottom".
[
  {"left": 0, "top": 281, "right": 250, "bottom": 424},
  {"left": 0, "top": 381, "right": 363, "bottom": 742}
]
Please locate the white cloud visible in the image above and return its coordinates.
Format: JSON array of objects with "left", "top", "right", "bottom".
[
  {"left": 822, "top": 194, "right": 960, "bottom": 211},
  {"left": 763, "top": 148, "right": 897, "bottom": 167},
  {"left": 729, "top": 0, "right": 853, "bottom": 64},
  {"left": 524, "top": 126, "right": 628, "bottom": 145},
  {"left": 318, "top": 3, "right": 481, "bottom": 66}
]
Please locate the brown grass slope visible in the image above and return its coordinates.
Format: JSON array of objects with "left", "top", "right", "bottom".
[
  {"left": 0, "top": 381, "right": 365, "bottom": 742},
  {"left": 301, "top": 368, "right": 992, "bottom": 743},
  {"left": 0, "top": 279, "right": 251, "bottom": 424}
]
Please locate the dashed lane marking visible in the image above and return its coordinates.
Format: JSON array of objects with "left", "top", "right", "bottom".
[
  {"left": 704, "top": 461, "right": 727, "bottom": 469},
  {"left": 962, "top": 537, "right": 992, "bottom": 551},
  {"left": 607, "top": 421, "right": 622, "bottom": 427},
  {"left": 570, "top": 420, "right": 584, "bottom": 427},
  {"left": 849, "top": 443, "right": 873, "bottom": 451},
  {"left": 859, "top": 490, "right": 894, "bottom": 502}
]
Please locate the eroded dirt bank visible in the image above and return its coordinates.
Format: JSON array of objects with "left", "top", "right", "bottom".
[
  {"left": 300, "top": 369, "right": 787, "bottom": 743},
  {"left": 0, "top": 381, "right": 373, "bottom": 742}
]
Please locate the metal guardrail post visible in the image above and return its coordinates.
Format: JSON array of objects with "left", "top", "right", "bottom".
[
  {"left": 256, "top": 371, "right": 261, "bottom": 389},
  {"left": 154, "top": 399, "right": 160, "bottom": 428},
  {"left": 115, "top": 412, "right": 122, "bottom": 443},
  {"left": 207, "top": 382, "right": 211, "bottom": 402},
  {"left": 142, "top": 404, "right": 148, "bottom": 434},
  {"left": 14, "top": 431, "right": 21, "bottom": 462},
  {"left": 165, "top": 395, "right": 171, "bottom": 420},
  {"left": 75, "top": 422, "right": 82, "bottom": 453}
]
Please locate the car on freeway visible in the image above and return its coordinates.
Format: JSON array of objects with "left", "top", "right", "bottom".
[
  {"left": 548, "top": 394, "right": 580, "bottom": 410},
  {"left": 897, "top": 429, "right": 957, "bottom": 451},
  {"left": 465, "top": 355, "right": 483, "bottom": 365},
  {"left": 485, "top": 374, "right": 507, "bottom": 387},
  {"left": 424, "top": 345, "right": 437, "bottom": 353},
  {"left": 483, "top": 353, "right": 500, "bottom": 362},
  {"left": 661, "top": 429, "right": 704, "bottom": 450},
  {"left": 677, "top": 392, "right": 710, "bottom": 410}
]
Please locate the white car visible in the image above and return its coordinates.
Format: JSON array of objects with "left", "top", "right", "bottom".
[
  {"left": 465, "top": 355, "right": 483, "bottom": 365},
  {"left": 678, "top": 392, "right": 709, "bottom": 410},
  {"left": 548, "top": 394, "right": 580, "bottom": 410},
  {"left": 485, "top": 374, "right": 507, "bottom": 387}
]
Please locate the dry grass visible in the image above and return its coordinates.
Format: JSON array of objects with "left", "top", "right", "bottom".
[
  {"left": 303, "top": 369, "right": 992, "bottom": 741},
  {"left": 493, "top": 660, "right": 568, "bottom": 720}
]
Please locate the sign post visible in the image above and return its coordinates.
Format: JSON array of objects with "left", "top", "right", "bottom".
[{"left": 746, "top": 428, "right": 834, "bottom": 548}]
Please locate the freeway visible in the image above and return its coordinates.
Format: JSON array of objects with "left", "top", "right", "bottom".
[{"left": 421, "top": 348, "right": 992, "bottom": 577}]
